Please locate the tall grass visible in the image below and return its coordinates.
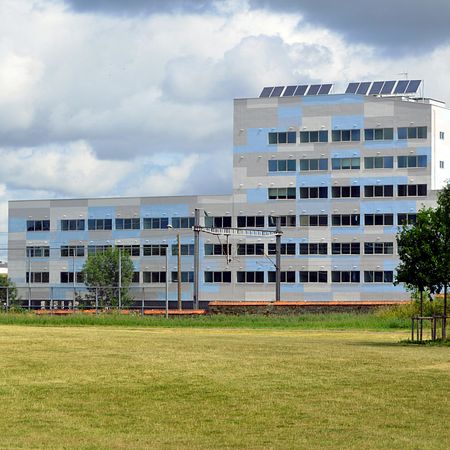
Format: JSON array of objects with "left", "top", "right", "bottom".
[{"left": 0, "top": 311, "right": 411, "bottom": 330}]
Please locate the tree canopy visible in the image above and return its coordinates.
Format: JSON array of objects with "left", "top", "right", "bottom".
[{"left": 81, "top": 248, "right": 135, "bottom": 308}]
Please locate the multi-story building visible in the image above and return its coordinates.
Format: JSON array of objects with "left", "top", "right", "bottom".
[{"left": 8, "top": 80, "right": 450, "bottom": 307}]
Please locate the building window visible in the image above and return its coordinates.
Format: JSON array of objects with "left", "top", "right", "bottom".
[
  {"left": 60, "top": 272, "right": 84, "bottom": 284},
  {"left": 237, "top": 216, "right": 265, "bottom": 228},
  {"left": 299, "top": 130, "right": 328, "bottom": 143},
  {"left": 268, "top": 131, "right": 296, "bottom": 144},
  {"left": 172, "top": 244, "right": 195, "bottom": 256},
  {"left": 331, "top": 129, "right": 360, "bottom": 142},
  {"left": 60, "top": 246, "right": 84, "bottom": 257},
  {"left": 364, "top": 128, "right": 394, "bottom": 140},
  {"left": 171, "top": 271, "right": 194, "bottom": 283},
  {"left": 364, "top": 271, "right": 394, "bottom": 283},
  {"left": 299, "top": 271, "right": 328, "bottom": 283},
  {"left": 237, "top": 271, "right": 265, "bottom": 283},
  {"left": 204, "top": 244, "right": 231, "bottom": 256},
  {"left": 397, "top": 155, "right": 427, "bottom": 168},
  {"left": 27, "top": 220, "right": 50, "bottom": 232},
  {"left": 364, "top": 242, "right": 393, "bottom": 255},
  {"left": 398, "top": 214, "right": 417, "bottom": 225},
  {"left": 87, "top": 245, "right": 112, "bottom": 255},
  {"left": 331, "top": 158, "right": 360, "bottom": 170},
  {"left": 364, "top": 214, "right": 394, "bottom": 226},
  {"left": 61, "top": 219, "right": 85, "bottom": 231},
  {"left": 299, "top": 215, "right": 328, "bottom": 227},
  {"left": 205, "top": 216, "right": 232, "bottom": 228},
  {"left": 26, "top": 246, "right": 50, "bottom": 258},
  {"left": 364, "top": 156, "right": 393, "bottom": 169},
  {"left": 132, "top": 272, "right": 140, "bottom": 283},
  {"left": 331, "top": 186, "right": 360, "bottom": 198},
  {"left": 143, "top": 272, "right": 166, "bottom": 283},
  {"left": 397, "top": 184, "right": 427, "bottom": 197},
  {"left": 440, "top": 161, "right": 445, "bottom": 169},
  {"left": 299, "top": 186, "right": 328, "bottom": 199},
  {"left": 331, "top": 243, "right": 360, "bottom": 255},
  {"left": 364, "top": 185, "right": 394, "bottom": 198},
  {"left": 331, "top": 271, "right": 360, "bottom": 283},
  {"left": 299, "top": 158, "right": 328, "bottom": 171},
  {"left": 299, "top": 243, "right": 328, "bottom": 255},
  {"left": 268, "top": 187, "right": 296, "bottom": 200},
  {"left": 88, "top": 219, "right": 112, "bottom": 231},
  {"left": 172, "top": 217, "right": 195, "bottom": 228},
  {"left": 268, "top": 160, "right": 296, "bottom": 172},
  {"left": 268, "top": 271, "right": 296, "bottom": 283},
  {"left": 331, "top": 214, "right": 360, "bottom": 226},
  {"left": 115, "top": 218, "right": 140, "bottom": 230},
  {"left": 268, "top": 243, "right": 296, "bottom": 255},
  {"left": 26, "top": 272, "right": 49, "bottom": 283},
  {"left": 204, "top": 271, "right": 232, "bottom": 283},
  {"left": 268, "top": 215, "right": 296, "bottom": 227},
  {"left": 116, "top": 245, "right": 140, "bottom": 257},
  {"left": 440, "top": 131, "right": 445, "bottom": 140},
  {"left": 143, "top": 217, "right": 169, "bottom": 229},
  {"left": 237, "top": 244, "right": 264, "bottom": 256},
  {"left": 397, "top": 126, "right": 427, "bottom": 139},
  {"left": 143, "top": 244, "right": 167, "bottom": 256}
]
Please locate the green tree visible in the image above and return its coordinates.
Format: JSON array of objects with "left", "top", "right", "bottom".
[
  {"left": 435, "top": 183, "right": 450, "bottom": 338},
  {"left": 0, "top": 275, "right": 21, "bottom": 309},
  {"left": 81, "top": 248, "right": 134, "bottom": 309},
  {"left": 395, "top": 208, "right": 442, "bottom": 316}
]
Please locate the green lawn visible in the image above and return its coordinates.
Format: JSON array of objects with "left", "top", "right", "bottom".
[{"left": 0, "top": 326, "right": 449, "bottom": 449}]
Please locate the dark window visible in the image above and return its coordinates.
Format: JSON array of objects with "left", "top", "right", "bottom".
[
  {"left": 268, "top": 243, "right": 296, "bottom": 255},
  {"left": 143, "top": 272, "right": 166, "bottom": 283},
  {"left": 143, "top": 217, "right": 169, "bottom": 229},
  {"left": 268, "top": 215, "right": 296, "bottom": 227},
  {"left": 27, "top": 220, "right": 50, "bottom": 232},
  {"left": 268, "top": 159, "right": 296, "bottom": 172},
  {"left": 268, "top": 188, "right": 296, "bottom": 200},
  {"left": 143, "top": 244, "right": 167, "bottom": 256},
  {"left": 88, "top": 219, "right": 112, "bottom": 231},
  {"left": 237, "top": 216, "right": 265, "bottom": 228},
  {"left": 204, "top": 271, "right": 231, "bottom": 283},
  {"left": 172, "top": 217, "right": 195, "bottom": 228},
  {"left": 61, "top": 219, "right": 85, "bottom": 231}
]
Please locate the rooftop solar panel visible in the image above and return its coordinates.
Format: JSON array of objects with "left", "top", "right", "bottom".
[
  {"left": 318, "top": 84, "right": 332, "bottom": 95},
  {"left": 270, "top": 86, "right": 285, "bottom": 97},
  {"left": 345, "top": 82, "right": 359, "bottom": 94},
  {"left": 369, "top": 81, "right": 384, "bottom": 95},
  {"left": 260, "top": 87, "right": 274, "bottom": 98},
  {"left": 294, "top": 85, "right": 308, "bottom": 96},
  {"left": 380, "top": 80, "right": 395, "bottom": 95},
  {"left": 405, "top": 79, "right": 421, "bottom": 94},
  {"left": 282, "top": 85, "right": 296, "bottom": 96},
  {"left": 356, "top": 82, "right": 371, "bottom": 95},
  {"left": 307, "top": 84, "right": 321, "bottom": 95},
  {"left": 394, "top": 80, "right": 409, "bottom": 94}
]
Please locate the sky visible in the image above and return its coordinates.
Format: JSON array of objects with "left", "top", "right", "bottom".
[{"left": 1, "top": 0, "right": 450, "bottom": 257}]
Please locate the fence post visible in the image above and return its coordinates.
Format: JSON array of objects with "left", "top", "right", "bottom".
[
  {"left": 95, "top": 287, "right": 98, "bottom": 315},
  {"left": 411, "top": 317, "right": 415, "bottom": 342}
]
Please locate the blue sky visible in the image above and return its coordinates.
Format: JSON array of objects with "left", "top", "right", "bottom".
[{"left": 1, "top": 0, "right": 450, "bottom": 259}]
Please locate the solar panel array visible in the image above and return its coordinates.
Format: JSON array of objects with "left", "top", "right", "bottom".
[
  {"left": 259, "top": 83, "right": 333, "bottom": 98},
  {"left": 345, "top": 80, "right": 422, "bottom": 96}
]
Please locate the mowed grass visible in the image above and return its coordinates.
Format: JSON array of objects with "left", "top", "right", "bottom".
[{"left": 0, "top": 326, "right": 449, "bottom": 449}]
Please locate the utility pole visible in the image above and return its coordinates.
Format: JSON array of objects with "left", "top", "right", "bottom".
[
  {"left": 177, "top": 233, "right": 182, "bottom": 310},
  {"left": 275, "top": 217, "right": 281, "bottom": 303},
  {"left": 193, "top": 208, "right": 200, "bottom": 310}
]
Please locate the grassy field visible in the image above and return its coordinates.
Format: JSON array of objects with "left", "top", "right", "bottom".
[
  {"left": 0, "top": 311, "right": 412, "bottom": 330},
  {"left": 0, "top": 325, "right": 449, "bottom": 449}
]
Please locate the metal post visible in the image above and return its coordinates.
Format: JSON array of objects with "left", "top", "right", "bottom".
[
  {"left": 165, "top": 246, "right": 169, "bottom": 319},
  {"left": 118, "top": 249, "right": 122, "bottom": 309},
  {"left": 28, "top": 254, "right": 31, "bottom": 311},
  {"left": 193, "top": 208, "right": 200, "bottom": 310},
  {"left": 275, "top": 217, "right": 281, "bottom": 303},
  {"left": 72, "top": 253, "right": 76, "bottom": 310},
  {"left": 177, "top": 233, "right": 182, "bottom": 310}
]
